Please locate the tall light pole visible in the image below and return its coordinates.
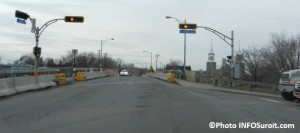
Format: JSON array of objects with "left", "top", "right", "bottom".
[
  {"left": 143, "top": 50, "right": 152, "bottom": 71},
  {"left": 100, "top": 38, "right": 114, "bottom": 70},
  {"left": 166, "top": 16, "right": 187, "bottom": 78}
]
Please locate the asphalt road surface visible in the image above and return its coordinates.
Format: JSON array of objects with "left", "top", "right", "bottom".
[{"left": 0, "top": 76, "right": 299, "bottom": 133}]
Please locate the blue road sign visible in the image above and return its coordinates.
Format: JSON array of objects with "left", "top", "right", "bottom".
[
  {"left": 179, "top": 30, "right": 196, "bottom": 34},
  {"left": 17, "top": 19, "right": 26, "bottom": 24}
]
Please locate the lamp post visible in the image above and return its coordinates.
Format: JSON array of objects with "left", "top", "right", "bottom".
[
  {"left": 143, "top": 50, "right": 152, "bottom": 72},
  {"left": 100, "top": 38, "right": 114, "bottom": 70},
  {"left": 166, "top": 16, "right": 187, "bottom": 78}
]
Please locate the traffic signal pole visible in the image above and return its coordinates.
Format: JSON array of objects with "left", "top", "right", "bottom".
[
  {"left": 183, "top": 19, "right": 187, "bottom": 79},
  {"left": 30, "top": 18, "right": 64, "bottom": 68},
  {"left": 15, "top": 10, "right": 84, "bottom": 68},
  {"left": 198, "top": 26, "right": 234, "bottom": 79}
]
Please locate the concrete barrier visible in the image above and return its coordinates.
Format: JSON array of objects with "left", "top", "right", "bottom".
[
  {"left": 38, "top": 75, "right": 57, "bottom": 88},
  {"left": 85, "top": 72, "right": 107, "bottom": 80},
  {"left": 15, "top": 76, "right": 40, "bottom": 93},
  {"left": 85, "top": 72, "right": 94, "bottom": 80},
  {"left": 0, "top": 78, "right": 17, "bottom": 97}
]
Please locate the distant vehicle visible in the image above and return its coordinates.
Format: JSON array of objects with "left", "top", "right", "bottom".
[
  {"left": 278, "top": 69, "right": 299, "bottom": 101},
  {"left": 119, "top": 70, "right": 129, "bottom": 76}
]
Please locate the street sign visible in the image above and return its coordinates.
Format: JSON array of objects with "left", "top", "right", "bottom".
[
  {"left": 179, "top": 30, "right": 196, "bottom": 34},
  {"left": 17, "top": 19, "right": 26, "bottom": 24}
]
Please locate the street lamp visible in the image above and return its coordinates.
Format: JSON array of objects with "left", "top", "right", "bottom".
[
  {"left": 100, "top": 38, "right": 114, "bottom": 70},
  {"left": 143, "top": 50, "right": 152, "bottom": 72},
  {"left": 166, "top": 16, "right": 187, "bottom": 79}
]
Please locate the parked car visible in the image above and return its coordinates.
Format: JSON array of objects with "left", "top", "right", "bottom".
[{"left": 119, "top": 70, "right": 129, "bottom": 76}]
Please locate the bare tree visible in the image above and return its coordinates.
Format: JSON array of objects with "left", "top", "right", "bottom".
[
  {"left": 270, "top": 33, "right": 300, "bottom": 71},
  {"left": 44, "top": 57, "right": 56, "bottom": 67},
  {"left": 258, "top": 33, "right": 300, "bottom": 83},
  {"left": 168, "top": 59, "right": 183, "bottom": 66},
  {"left": 242, "top": 46, "right": 263, "bottom": 81},
  {"left": 76, "top": 52, "right": 88, "bottom": 67},
  {"left": 60, "top": 51, "right": 73, "bottom": 67},
  {"left": 102, "top": 53, "right": 117, "bottom": 68},
  {"left": 19, "top": 54, "right": 36, "bottom": 66}
]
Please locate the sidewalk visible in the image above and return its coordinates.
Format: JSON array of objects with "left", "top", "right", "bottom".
[{"left": 147, "top": 74, "right": 281, "bottom": 98}]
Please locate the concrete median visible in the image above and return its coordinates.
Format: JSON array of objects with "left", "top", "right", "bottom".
[
  {"left": 85, "top": 72, "right": 109, "bottom": 80},
  {"left": 0, "top": 78, "right": 17, "bottom": 97},
  {"left": 15, "top": 76, "right": 40, "bottom": 93},
  {"left": 38, "top": 75, "right": 57, "bottom": 88},
  {"left": 85, "top": 72, "right": 95, "bottom": 80}
]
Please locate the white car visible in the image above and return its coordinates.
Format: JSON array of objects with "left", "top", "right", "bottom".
[{"left": 119, "top": 70, "right": 129, "bottom": 76}]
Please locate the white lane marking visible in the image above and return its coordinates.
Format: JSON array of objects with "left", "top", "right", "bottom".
[{"left": 258, "top": 97, "right": 283, "bottom": 103}]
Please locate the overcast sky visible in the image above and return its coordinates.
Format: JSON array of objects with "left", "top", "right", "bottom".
[{"left": 0, "top": 0, "right": 300, "bottom": 70}]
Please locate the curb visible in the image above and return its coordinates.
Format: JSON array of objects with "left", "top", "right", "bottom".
[
  {"left": 147, "top": 75, "right": 281, "bottom": 98},
  {"left": 176, "top": 80, "right": 281, "bottom": 98}
]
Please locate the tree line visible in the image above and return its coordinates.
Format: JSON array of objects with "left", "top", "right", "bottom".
[
  {"left": 242, "top": 33, "right": 300, "bottom": 84},
  {"left": 5, "top": 51, "right": 135, "bottom": 69}
]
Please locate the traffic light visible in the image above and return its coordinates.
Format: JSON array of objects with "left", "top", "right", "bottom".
[
  {"left": 226, "top": 56, "right": 232, "bottom": 63},
  {"left": 15, "top": 10, "right": 30, "bottom": 20},
  {"left": 33, "top": 46, "right": 41, "bottom": 56},
  {"left": 64, "top": 16, "right": 84, "bottom": 23},
  {"left": 179, "top": 23, "right": 197, "bottom": 29}
]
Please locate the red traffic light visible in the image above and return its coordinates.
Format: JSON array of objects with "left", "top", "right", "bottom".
[
  {"left": 179, "top": 23, "right": 197, "bottom": 29},
  {"left": 64, "top": 16, "right": 84, "bottom": 23}
]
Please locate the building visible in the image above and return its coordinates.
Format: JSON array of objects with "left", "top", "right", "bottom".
[{"left": 206, "top": 43, "right": 216, "bottom": 82}]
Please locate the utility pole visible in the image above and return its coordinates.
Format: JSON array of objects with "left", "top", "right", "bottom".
[
  {"left": 155, "top": 54, "right": 160, "bottom": 72},
  {"left": 98, "top": 50, "right": 101, "bottom": 68},
  {"left": 99, "top": 38, "right": 114, "bottom": 71}
]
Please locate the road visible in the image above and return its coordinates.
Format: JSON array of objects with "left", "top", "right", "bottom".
[{"left": 0, "top": 76, "right": 299, "bottom": 133}]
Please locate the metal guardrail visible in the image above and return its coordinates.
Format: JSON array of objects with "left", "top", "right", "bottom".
[
  {"left": 213, "top": 78, "right": 279, "bottom": 94},
  {"left": 0, "top": 68, "right": 60, "bottom": 79},
  {"left": 0, "top": 67, "right": 106, "bottom": 79}
]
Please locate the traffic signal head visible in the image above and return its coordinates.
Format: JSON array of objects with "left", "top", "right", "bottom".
[
  {"left": 15, "top": 10, "right": 30, "bottom": 20},
  {"left": 33, "top": 46, "right": 41, "bottom": 56},
  {"left": 226, "top": 56, "right": 232, "bottom": 60},
  {"left": 64, "top": 16, "right": 84, "bottom": 23},
  {"left": 179, "top": 23, "right": 197, "bottom": 29}
]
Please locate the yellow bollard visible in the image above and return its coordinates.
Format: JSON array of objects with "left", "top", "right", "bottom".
[
  {"left": 75, "top": 72, "right": 86, "bottom": 81},
  {"left": 55, "top": 73, "right": 66, "bottom": 85},
  {"left": 167, "top": 72, "right": 176, "bottom": 83}
]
